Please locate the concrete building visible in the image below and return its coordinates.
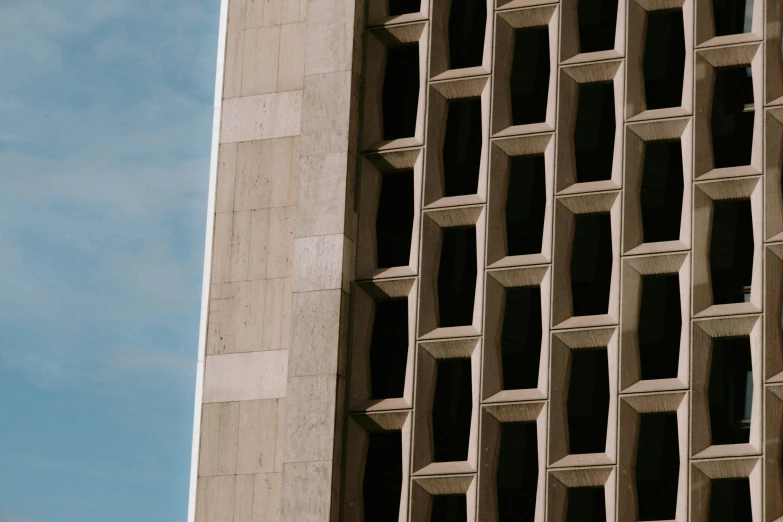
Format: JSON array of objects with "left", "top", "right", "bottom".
[{"left": 187, "top": 0, "right": 783, "bottom": 520}]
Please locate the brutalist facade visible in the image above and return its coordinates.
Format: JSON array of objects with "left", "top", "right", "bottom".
[{"left": 189, "top": 0, "right": 783, "bottom": 520}]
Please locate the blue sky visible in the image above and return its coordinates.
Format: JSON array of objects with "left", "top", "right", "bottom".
[{"left": 0, "top": 1, "right": 218, "bottom": 520}]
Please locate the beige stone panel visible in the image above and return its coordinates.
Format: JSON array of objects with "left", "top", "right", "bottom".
[
  {"left": 283, "top": 375, "right": 339, "bottom": 463},
  {"left": 221, "top": 91, "right": 302, "bottom": 144},
  {"left": 253, "top": 473, "right": 282, "bottom": 522},
  {"left": 234, "top": 137, "right": 297, "bottom": 211},
  {"left": 198, "top": 402, "right": 241, "bottom": 477},
  {"left": 203, "top": 351, "right": 288, "bottom": 403},
  {"left": 274, "top": 399, "right": 287, "bottom": 472},
  {"left": 299, "top": 0, "right": 307, "bottom": 21},
  {"left": 196, "top": 475, "right": 236, "bottom": 522},
  {"left": 212, "top": 212, "right": 233, "bottom": 284},
  {"left": 293, "top": 234, "right": 350, "bottom": 293},
  {"left": 277, "top": 23, "right": 306, "bottom": 92},
  {"left": 244, "top": 0, "right": 264, "bottom": 28},
  {"left": 233, "top": 474, "right": 256, "bottom": 522},
  {"left": 289, "top": 289, "right": 345, "bottom": 378},
  {"left": 303, "top": 15, "right": 354, "bottom": 77},
  {"left": 266, "top": 206, "right": 295, "bottom": 278},
  {"left": 207, "top": 280, "right": 266, "bottom": 355},
  {"left": 242, "top": 26, "right": 280, "bottom": 96},
  {"left": 280, "top": 461, "right": 334, "bottom": 522},
  {"left": 261, "top": 278, "right": 293, "bottom": 352},
  {"left": 296, "top": 153, "right": 350, "bottom": 238},
  {"left": 248, "top": 209, "right": 271, "bottom": 281},
  {"left": 230, "top": 210, "right": 252, "bottom": 282},
  {"left": 263, "top": 0, "right": 282, "bottom": 26},
  {"left": 281, "top": 1, "right": 300, "bottom": 24},
  {"left": 237, "top": 399, "right": 279, "bottom": 474},
  {"left": 227, "top": 0, "right": 247, "bottom": 31},
  {"left": 216, "top": 143, "right": 237, "bottom": 213},
  {"left": 300, "top": 71, "right": 353, "bottom": 156},
  {"left": 224, "top": 30, "right": 244, "bottom": 100}
]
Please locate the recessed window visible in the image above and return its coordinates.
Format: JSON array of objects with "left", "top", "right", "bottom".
[
  {"left": 389, "top": 0, "right": 421, "bottom": 16},
  {"left": 506, "top": 154, "right": 546, "bottom": 256},
  {"left": 431, "top": 494, "right": 468, "bottom": 522},
  {"left": 438, "top": 227, "right": 477, "bottom": 327},
  {"left": 636, "top": 413, "right": 679, "bottom": 521},
  {"left": 577, "top": 0, "right": 619, "bottom": 53},
  {"left": 369, "top": 299, "right": 409, "bottom": 400},
  {"left": 443, "top": 98, "right": 482, "bottom": 197},
  {"left": 497, "top": 422, "right": 538, "bottom": 522},
  {"left": 638, "top": 274, "right": 681, "bottom": 380},
  {"left": 566, "top": 486, "right": 606, "bottom": 522},
  {"left": 432, "top": 358, "right": 473, "bottom": 462},
  {"left": 643, "top": 9, "right": 685, "bottom": 110},
  {"left": 708, "top": 478, "right": 752, "bottom": 522},
  {"left": 710, "top": 199, "right": 753, "bottom": 305},
  {"left": 567, "top": 348, "right": 610, "bottom": 454},
  {"left": 574, "top": 82, "right": 615, "bottom": 183},
  {"left": 713, "top": 0, "right": 754, "bottom": 36},
  {"left": 510, "top": 26, "right": 550, "bottom": 125},
  {"left": 363, "top": 431, "right": 403, "bottom": 522},
  {"left": 501, "top": 287, "right": 542, "bottom": 390},
  {"left": 571, "top": 213, "right": 612, "bottom": 317},
  {"left": 640, "top": 139, "right": 683, "bottom": 243},
  {"left": 709, "top": 336, "right": 753, "bottom": 445},
  {"left": 376, "top": 170, "right": 415, "bottom": 268},
  {"left": 448, "top": 0, "right": 486, "bottom": 69},
  {"left": 382, "top": 44, "right": 420, "bottom": 141},
  {"left": 712, "top": 66, "right": 754, "bottom": 169}
]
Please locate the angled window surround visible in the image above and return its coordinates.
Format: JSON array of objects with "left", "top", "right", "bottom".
[
  {"left": 623, "top": 118, "right": 691, "bottom": 256},
  {"left": 413, "top": 338, "right": 480, "bottom": 475},
  {"left": 492, "top": 5, "right": 559, "bottom": 136},
  {"left": 766, "top": 1, "right": 783, "bottom": 105},
  {"left": 765, "top": 387, "right": 783, "bottom": 521},
  {"left": 557, "top": 61, "right": 624, "bottom": 195},
  {"left": 366, "top": 0, "right": 429, "bottom": 27},
  {"left": 765, "top": 109, "right": 783, "bottom": 242},
  {"left": 548, "top": 467, "right": 616, "bottom": 522},
  {"left": 425, "top": 77, "right": 490, "bottom": 208},
  {"left": 410, "top": 475, "right": 476, "bottom": 522},
  {"left": 429, "top": 0, "right": 493, "bottom": 80},
  {"left": 362, "top": 22, "right": 428, "bottom": 151},
  {"left": 690, "top": 458, "right": 761, "bottom": 522},
  {"left": 560, "top": 0, "right": 625, "bottom": 63},
  {"left": 483, "top": 266, "right": 551, "bottom": 403},
  {"left": 618, "top": 392, "right": 687, "bottom": 522},
  {"left": 552, "top": 192, "right": 621, "bottom": 330},
  {"left": 695, "top": 0, "right": 762, "bottom": 47},
  {"left": 692, "top": 316, "right": 762, "bottom": 459},
  {"left": 626, "top": 0, "right": 693, "bottom": 121},
  {"left": 620, "top": 253, "right": 690, "bottom": 393},
  {"left": 765, "top": 245, "right": 783, "bottom": 382},
  {"left": 692, "top": 177, "right": 761, "bottom": 318},
  {"left": 356, "top": 149, "right": 422, "bottom": 280},
  {"left": 694, "top": 43, "right": 762, "bottom": 180},
  {"left": 479, "top": 402, "right": 546, "bottom": 522},
  {"left": 419, "top": 206, "right": 486, "bottom": 340},
  {"left": 349, "top": 279, "right": 417, "bottom": 412},
  {"left": 549, "top": 328, "right": 618, "bottom": 467},
  {"left": 487, "top": 133, "right": 554, "bottom": 268},
  {"left": 342, "top": 411, "right": 411, "bottom": 522}
]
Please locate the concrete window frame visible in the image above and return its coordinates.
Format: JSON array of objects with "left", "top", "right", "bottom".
[
  {"left": 547, "top": 467, "right": 617, "bottom": 522},
  {"left": 366, "top": 0, "right": 430, "bottom": 28},
  {"left": 429, "top": 0, "right": 494, "bottom": 81},
  {"left": 765, "top": 245, "right": 783, "bottom": 382},
  {"left": 766, "top": 0, "right": 783, "bottom": 105},
  {"left": 690, "top": 458, "right": 762, "bottom": 522},
  {"left": 765, "top": 109, "right": 783, "bottom": 242},
  {"left": 694, "top": 0, "right": 763, "bottom": 48},
  {"left": 764, "top": 386, "right": 783, "bottom": 521},
  {"left": 559, "top": 0, "right": 626, "bottom": 64},
  {"left": 410, "top": 474, "right": 477, "bottom": 522}
]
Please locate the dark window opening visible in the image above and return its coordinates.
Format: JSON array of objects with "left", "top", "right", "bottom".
[
  {"left": 506, "top": 154, "right": 546, "bottom": 256},
  {"left": 566, "top": 486, "right": 606, "bottom": 522},
  {"left": 708, "top": 478, "right": 752, "bottom": 522},
  {"left": 382, "top": 44, "right": 420, "bottom": 141},
  {"left": 709, "top": 337, "right": 753, "bottom": 445},
  {"left": 643, "top": 9, "right": 686, "bottom": 110},
  {"left": 640, "top": 139, "right": 684, "bottom": 243},
  {"left": 438, "top": 227, "right": 477, "bottom": 327},
  {"left": 574, "top": 82, "right": 615, "bottom": 183},
  {"left": 388, "top": 0, "right": 421, "bottom": 16},
  {"left": 712, "top": 66, "right": 754, "bottom": 169},
  {"left": 567, "top": 349, "right": 610, "bottom": 454},
  {"left": 577, "top": 0, "right": 619, "bottom": 53},
  {"left": 571, "top": 213, "right": 612, "bottom": 317},
  {"left": 510, "top": 26, "right": 550, "bottom": 125},
  {"left": 713, "top": 0, "right": 754, "bottom": 36},
  {"left": 638, "top": 274, "right": 681, "bottom": 381},
  {"left": 710, "top": 198, "right": 753, "bottom": 305},
  {"left": 501, "top": 286, "right": 542, "bottom": 390},
  {"left": 497, "top": 422, "right": 538, "bottom": 522},
  {"left": 363, "top": 431, "right": 403, "bottom": 522},
  {"left": 636, "top": 413, "right": 679, "bottom": 521},
  {"left": 432, "top": 358, "right": 473, "bottom": 462},
  {"left": 448, "top": 0, "right": 486, "bottom": 69},
  {"left": 431, "top": 494, "right": 468, "bottom": 522},
  {"left": 376, "top": 170, "right": 415, "bottom": 268},
  {"left": 443, "top": 98, "right": 482, "bottom": 197},
  {"left": 369, "top": 299, "right": 409, "bottom": 400}
]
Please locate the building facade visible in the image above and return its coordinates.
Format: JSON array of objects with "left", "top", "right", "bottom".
[{"left": 188, "top": 0, "right": 783, "bottom": 520}]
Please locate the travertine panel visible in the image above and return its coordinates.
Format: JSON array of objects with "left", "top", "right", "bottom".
[{"left": 203, "top": 351, "right": 288, "bottom": 403}]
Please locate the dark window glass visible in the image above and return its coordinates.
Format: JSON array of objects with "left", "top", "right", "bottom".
[
  {"left": 713, "top": 0, "right": 754, "bottom": 36},
  {"left": 709, "top": 337, "right": 753, "bottom": 445},
  {"left": 643, "top": 9, "right": 686, "bottom": 110},
  {"left": 443, "top": 98, "right": 482, "bottom": 197},
  {"left": 636, "top": 413, "right": 679, "bottom": 521},
  {"left": 497, "top": 422, "right": 538, "bottom": 522},
  {"left": 577, "top": 0, "right": 618, "bottom": 53},
  {"left": 710, "top": 199, "right": 753, "bottom": 305},
  {"left": 510, "top": 26, "right": 550, "bottom": 125},
  {"left": 376, "top": 170, "right": 415, "bottom": 268},
  {"left": 501, "top": 286, "right": 542, "bottom": 390},
  {"left": 382, "top": 44, "right": 420, "bottom": 141},
  {"left": 432, "top": 358, "right": 473, "bottom": 462},
  {"left": 363, "top": 431, "right": 403, "bottom": 522},
  {"left": 640, "top": 139, "right": 683, "bottom": 243},
  {"left": 438, "top": 227, "right": 477, "bottom": 327},
  {"left": 567, "top": 349, "right": 610, "bottom": 454},
  {"left": 506, "top": 154, "right": 546, "bottom": 256},
  {"left": 708, "top": 478, "right": 752, "bottom": 522},
  {"left": 369, "top": 299, "right": 409, "bottom": 400},
  {"left": 712, "top": 66, "right": 754, "bottom": 169},
  {"left": 566, "top": 486, "right": 606, "bottom": 522},
  {"left": 431, "top": 494, "right": 468, "bottom": 522},
  {"left": 388, "top": 0, "right": 421, "bottom": 16},
  {"left": 448, "top": 0, "right": 486, "bottom": 69},
  {"left": 571, "top": 213, "right": 612, "bottom": 317},
  {"left": 638, "top": 274, "right": 681, "bottom": 380},
  {"left": 574, "top": 82, "right": 615, "bottom": 183}
]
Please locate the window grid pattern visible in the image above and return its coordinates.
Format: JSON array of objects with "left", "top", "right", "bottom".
[{"left": 345, "top": 0, "right": 783, "bottom": 520}]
